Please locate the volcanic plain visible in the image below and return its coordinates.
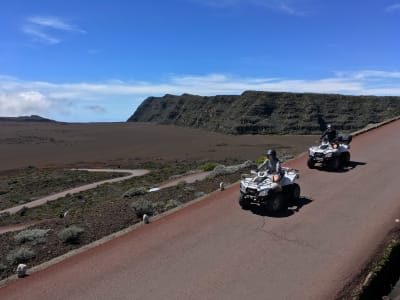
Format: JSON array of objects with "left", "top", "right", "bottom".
[{"left": 0, "top": 121, "right": 317, "bottom": 280}]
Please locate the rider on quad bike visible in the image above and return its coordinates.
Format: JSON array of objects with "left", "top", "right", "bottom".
[
  {"left": 257, "top": 149, "right": 283, "bottom": 176},
  {"left": 239, "top": 149, "right": 300, "bottom": 212},
  {"left": 320, "top": 124, "right": 338, "bottom": 144},
  {"left": 308, "top": 124, "right": 352, "bottom": 170}
]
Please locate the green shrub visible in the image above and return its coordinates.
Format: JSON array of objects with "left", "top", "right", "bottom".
[
  {"left": 7, "top": 247, "right": 35, "bottom": 264},
  {"left": 58, "top": 226, "right": 84, "bottom": 244},
  {"left": 164, "top": 199, "right": 181, "bottom": 210},
  {"left": 123, "top": 187, "right": 147, "bottom": 198},
  {"left": 256, "top": 156, "right": 266, "bottom": 165},
  {"left": 14, "top": 229, "right": 50, "bottom": 243},
  {"left": 207, "top": 161, "right": 255, "bottom": 179},
  {"left": 199, "top": 162, "right": 219, "bottom": 171},
  {"left": 176, "top": 180, "right": 187, "bottom": 188},
  {"left": 131, "top": 199, "right": 154, "bottom": 217}
]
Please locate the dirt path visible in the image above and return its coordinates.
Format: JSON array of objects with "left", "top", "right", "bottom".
[
  {"left": 0, "top": 170, "right": 211, "bottom": 234},
  {"left": 1, "top": 120, "right": 399, "bottom": 299},
  {"left": 0, "top": 169, "right": 149, "bottom": 216},
  {"left": 158, "top": 171, "right": 211, "bottom": 189}
]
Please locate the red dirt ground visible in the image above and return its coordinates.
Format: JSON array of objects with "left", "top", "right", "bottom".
[{"left": 0, "top": 121, "right": 317, "bottom": 171}]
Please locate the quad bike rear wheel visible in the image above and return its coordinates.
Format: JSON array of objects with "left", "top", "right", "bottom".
[
  {"left": 291, "top": 183, "right": 301, "bottom": 201},
  {"left": 330, "top": 156, "right": 342, "bottom": 170},
  {"left": 342, "top": 152, "right": 350, "bottom": 166},
  {"left": 267, "top": 192, "right": 286, "bottom": 213}
]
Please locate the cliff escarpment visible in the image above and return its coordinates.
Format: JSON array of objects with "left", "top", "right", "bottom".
[{"left": 128, "top": 91, "right": 400, "bottom": 134}]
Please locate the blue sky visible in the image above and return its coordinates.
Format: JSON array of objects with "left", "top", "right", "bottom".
[{"left": 1, "top": 0, "right": 400, "bottom": 122}]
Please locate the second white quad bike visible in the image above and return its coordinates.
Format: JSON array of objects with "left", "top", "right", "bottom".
[
  {"left": 239, "top": 168, "right": 300, "bottom": 213},
  {"left": 307, "top": 134, "right": 352, "bottom": 170}
]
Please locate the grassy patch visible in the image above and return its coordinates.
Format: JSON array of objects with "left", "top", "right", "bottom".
[
  {"left": 58, "top": 226, "right": 84, "bottom": 244},
  {"left": 131, "top": 198, "right": 154, "bottom": 218},
  {"left": 0, "top": 168, "right": 126, "bottom": 210},
  {"left": 14, "top": 229, "right": 50, "bottom": 244},
  {"left": 7, "top": 247, "right": 36, "bottom": 265},
  {"left": 198, "top": 162, "right": 219, "bottom": 171},
  {"left": 357, "top": 239, "right": 400, "bottom": 299}
]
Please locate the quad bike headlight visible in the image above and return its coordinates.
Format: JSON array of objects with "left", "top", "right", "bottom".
[
  {"left": 325, "top": 152, "right": 333, "bottom": 158},
  {"left": 259, "top": 188, "right": 269, "bottom": 197}
]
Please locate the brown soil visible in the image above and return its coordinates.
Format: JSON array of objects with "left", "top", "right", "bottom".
[{"left": 0, "top": 121, "right": 317, "bottom": 171}]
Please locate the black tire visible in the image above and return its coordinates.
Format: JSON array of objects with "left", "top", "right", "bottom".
[
  {"left": 291, "top": 183, "right": 301, "bottom": 201},
  {"left": 239, "top": 194, "right": 251, "bottom": 210},
  {"left": 267, "top": 193, "right": 286, "bottom": 213},
  {"left": 330, "top": 157, "right": 341, "bottom": 170},
  {"left": 342, "top": 152, "right": 350, "bottom": 166},
  {"left": 307, "top": 157, "right": 315, "bottom": 169}
]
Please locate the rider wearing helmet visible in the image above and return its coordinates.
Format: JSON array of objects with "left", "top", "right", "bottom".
[
  {"left": 258, "top": 149, "right": 282, "bottom": 175},
  {"left": 321, "top": 124, "right": 338, "bottom": 144}
]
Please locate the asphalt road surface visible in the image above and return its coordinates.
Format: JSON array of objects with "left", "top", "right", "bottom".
[{"left": 1, "top": 121, "right": 399, "bottom": 300}]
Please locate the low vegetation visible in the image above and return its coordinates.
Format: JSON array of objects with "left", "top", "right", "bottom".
[
  {"left": 0, "top": 160, "right": 248, "bottom": 280},
  {"left": 356, "top": 239, "right": 400, "bottom": 299},
  {"left": 198, "top": 162, "right": 219, "bottom": 171},
  {"left": 131, "top": 198, "right": 155, "bottom": 218},
  {"left": 0, "top": 168, "right": 125, "bottom": 210},
  {"left": 7, "top": 247, "right": 36, "bottom": 265},
  {"left": 14, "top": 229, "right": 50, "bottom": 244},
  {"left": 58, "top": 226, "right": 84, "bottom": 244}
]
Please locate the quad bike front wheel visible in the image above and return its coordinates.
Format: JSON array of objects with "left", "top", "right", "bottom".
[
  {"left": 307, "top": 157, "right": 315, "bottom": 169},
  {"left": 239, "top": 194, "right": 251, "bottom": 210}
]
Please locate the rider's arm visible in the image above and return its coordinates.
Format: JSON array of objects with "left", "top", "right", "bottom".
[
  {"left": 257, "top": 159, "right": 268, "bottom": 171},
  {"left": 320, "top": 130, "right": 327, "bottom": 140},
  {"left": 276, "top": 160, "right": 281, "bottom": 172}
]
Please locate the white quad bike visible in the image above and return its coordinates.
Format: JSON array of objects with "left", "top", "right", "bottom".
[
  {"left": 307, "top": 135, "right": 352, "bottom": 170},
  {"left": 239, "top": 168, "right": 300, "bottom": 213}
]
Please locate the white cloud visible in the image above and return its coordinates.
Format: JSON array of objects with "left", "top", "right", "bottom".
[
  {"left": 385, "top": 3, "right": 400, "bottom": 12},
  {"left": 22, "top": 25, "right": 61, "bottom": 44},
  {"left": 0, "top": 91, "right": 52, "bottom": 116},
  {"left": 22, "top": 16, "right": 85, "bottom": 45},
  {"left": 338, "top": 70, "right": 400, "bottom": 80},
  {"left": 192, "top": 0, "right": 308, "bottom": 15},
  {"left": 0, "top": 70, "right": 399, "bottom": 121},
  {"left": 28, "top": 16, "right": 86, "bottom": 33}
]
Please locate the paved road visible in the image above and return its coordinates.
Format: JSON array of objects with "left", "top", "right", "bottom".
[{"left": 1, "top": 121, "right": 399, "bottom": 300}]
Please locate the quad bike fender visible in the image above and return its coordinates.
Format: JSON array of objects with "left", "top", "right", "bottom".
[{"left": 270, "top": 182, "right": 282, "bottom": 192}]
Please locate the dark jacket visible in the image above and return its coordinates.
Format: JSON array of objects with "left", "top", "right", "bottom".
[{"left": 321, "top": 129, "right": 338, "bottom": 143}]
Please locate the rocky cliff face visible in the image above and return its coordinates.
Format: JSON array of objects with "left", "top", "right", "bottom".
[{"left": 128, "top": 91, "right": 400, "bottom": 134}]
